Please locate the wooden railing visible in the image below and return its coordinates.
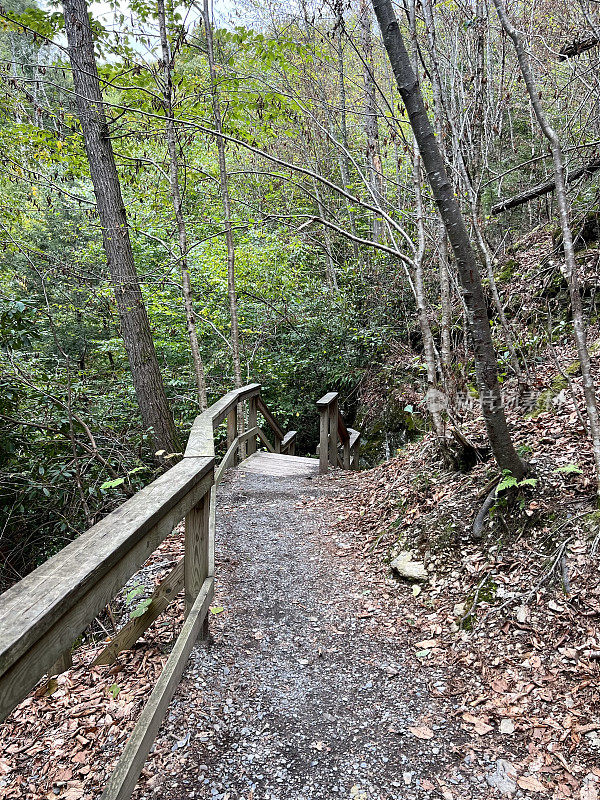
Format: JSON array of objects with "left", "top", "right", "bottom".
[
  {"left": 316, "top": 391, "right": 361, "bottom": 473},
  {"left": 0, "top": 382, "right": 295, "bottom": 800}
]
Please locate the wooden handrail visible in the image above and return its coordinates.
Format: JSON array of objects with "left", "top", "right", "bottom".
[
  {"left": 316, "top": 391, "right": 361, "bottom": 473},
  {"left": 0, "top": 382, "right": 297, "bottom": 800}
]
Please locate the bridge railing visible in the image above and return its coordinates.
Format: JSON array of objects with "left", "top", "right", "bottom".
[
  {"left": 0, "top": 382, "right": 295, "bottom": 800},
  {"left": 316, "top": 391, "right": 361, "bottom": 473}
]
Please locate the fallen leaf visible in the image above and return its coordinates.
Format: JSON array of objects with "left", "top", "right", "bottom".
[
  {"left": 517, "top": 775, "right": 546, "bottom": 793},
  {"left": 408, "top": 725, "right": 434, "bottom": 740},
  {"left": 462, "top": 713, "right": 493, "bottom": 735},
  {"left": 415, "top": 639, "right": 438, "bottom": 649}
]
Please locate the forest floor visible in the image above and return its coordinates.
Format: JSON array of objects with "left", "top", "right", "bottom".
[
  {"left": 2, "top": 433, "right": 598, "bottom": 799},
  {"left": 2, "top": 235, "right": 600, "bottom": 800}
]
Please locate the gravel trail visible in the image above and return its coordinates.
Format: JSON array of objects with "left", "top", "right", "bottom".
[{"left": 139, "top": 468, "right": 488, "bottom": 800}]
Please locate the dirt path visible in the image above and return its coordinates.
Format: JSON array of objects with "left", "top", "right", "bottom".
[{"left": 136, "top": 468, "right": 491, "bottom": 800}]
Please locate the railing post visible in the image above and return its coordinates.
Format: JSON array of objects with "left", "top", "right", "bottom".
[
  {"left": 352, "top": 441, "right": 360, "bottom": 470},
  {"left": 247, "top": 393, "right": 258, "bottom": 455},
  {"left": 49, "top": 649, "right": 72, "bottom": 676},
  {"left": 184, "top": 478, "right": 212, "bottom": 637},
  {"left": 227, "top": 404, "right": 238, "bottom": 465},
  {"left": 328, "top": 397, "right": 338, "bottom": 468},
  {"left": 343, "top": 436, "right": 351, "bottom": 470},
  {"left": 319, "top": 406, "right": 329, "bottom": 474}
]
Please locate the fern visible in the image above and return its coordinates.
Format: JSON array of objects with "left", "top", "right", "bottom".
[{"left": 555, "top": 463, "right": 583, "bottom": 475}]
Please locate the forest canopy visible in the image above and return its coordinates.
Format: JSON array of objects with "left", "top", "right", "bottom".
[{"left": 1, "top": 0, "right": 600, "bottom": 586}]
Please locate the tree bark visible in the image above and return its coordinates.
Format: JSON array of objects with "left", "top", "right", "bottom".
[
  {"left": 359, "top": 0, "right": 385, "bottom": 241},
  {"left": 202, "top": 0, "right": 242, "bottom": 389},
  {"left": 372, "top": 0, "right": 524, "bottom": 477},
  {"left": 419, "top": 0, "right": 452, "bottom": 371},
  {"left": 493, "top": 0, "right": 600, "bottom": 491},
  {"left": 62, "top": 0, "right": 180, "bottom": 458},
  {"left": 335, "top": 22, "right": 362, "bottom": 265},
  {"left": 156, "top": 0, "right": 208, "bottom": 410}
]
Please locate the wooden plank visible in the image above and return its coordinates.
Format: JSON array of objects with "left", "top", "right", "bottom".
[
  {"left": 337, "top": 413, "right": 350, "bottom": 444},
  {"left": 343, "top": 439, "right": 351, "bottom": 470},
  {"left": 92, "top": 559, "right": 184, "bottom": 666},
  {"left": 0, "top": 469, "right": 213, "bottom": 722},
  {"left": 256, "top": 427, "right": 276, "bottom": 453},
  {"left": 280, "top": 431, "right": 296, "bottom": 455},
  {"left": 238, "top": 453, "right": 319, "bottom": 477},
  {"left": 349, "top": 429, "right": 361, "bottom": 470},
  {"left": 226, "top": 405, "right": 237, "bottom": 449},
  {"left": 184, "top": 383, "right": 260, "bottom": 457},
  {"left": 215, "top": 436, "right": 241, "bottom": 486},
  {"left": 256, "top": 397, "right": 284, "bottom": 441},
  {"left": 247, "top": 395, "right": 258, "bottom": 456},
  {"left": 101, "top": 577, "right": 214, "bottom": 800},
  {"left": 0, "top": 457, "right": 213, "bottom": 681},
  {"left": 316, "top": 391, "right": 339, "bottom": 408},
  {"left": 328, "top": 398, "right": 338, "bottom": 468},
  {"left": 185, "top": 492, "right": 210, "bottom": 615},
  {"left": 214, "top": 427, "right": 260, "bottom": 485},
  {"left": 49, "top": 649, "right": 72, "bottom": 676},
  {"left": 319, "top": 407, "right": 329, "bottom": 475},
  {"left": 348, "top": 428, "right": 360, "bottom": 449},
  {"left": 184, "top": 417, "right": 215, "bottom": 459}
]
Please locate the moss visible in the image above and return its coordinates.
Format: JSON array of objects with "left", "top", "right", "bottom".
[
  {"left": 460, "top": 576, "right": 498, "bottom": 629},
  {"left": 497, "top": 258, "right": 517, "bottom": 283}
]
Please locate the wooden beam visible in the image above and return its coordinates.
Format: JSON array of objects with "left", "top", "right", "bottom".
[
  {"left": 226, "top": 405, "right": 237, "bottom": 453},
  {"left": 256, "top": 397, "right": 285, "bottom": 442},
  {"left": 0, "top": 467, "right": 213, "bottom": 722},
  {"left": 0, "top": 457, "right": 213, "bottom": 712},
  {"left": 316, "top": 391, "right": 339, "bottom": 408},
  {"left": 256, "top": 426, "right": 276, "bottom": 453},
  {"left": 328, "top": 397, "right": 338, "bottom": 468},
  {"left": 247, "top": 395, "right": 258, "bottom": 456},
  {"left": 92, "top": 559, "right": 184, "bottom": 667},
  {"left": 185, "top": 491, "right": 210, "bottom": 615},
  {"left": 100, "top": 577, "right": 214, "bottom": 800},
  {"left": 281, "top": 430, "right": 297, "bottom": 455},
  {"left": 184, "top": 383, "right": 260, "bottom": 457},
  {"left": 49, "top": 649, "right": 72, "bottom": 676},
  {"left": 319, "top": 406, "right": 329, "bottom": 474}
]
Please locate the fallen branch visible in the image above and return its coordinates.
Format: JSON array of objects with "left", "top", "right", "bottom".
[
  {"left": 558, "top": 36, "right": 599, "bottom": 61},
  {"left": 491, "top": 158, "right": 600, "bottom": 215}
]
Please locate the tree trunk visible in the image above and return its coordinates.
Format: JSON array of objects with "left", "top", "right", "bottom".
[
  {"left": 418, "top": 0, "right": 452, "bottom": 372},
  {"left": 156, "top": 0, "right": 208, "bottom": 410},
  {"left": 335, "top": 23, "right": 362, "bottom": 265},
  {"left": 372, "top": 0, "right": 524, "bottom": 477},
  {"left": 493, "top": 0, "right": 600, "bottom": 491},
  {"left": 202, "top": 0, "right": 242, "bottom": 389},
  {"left": 359, "top": 0, "right": 385, "bottom": 241},
  {"left": 62, "top": 0, "right": 180, "bottom": 458},
  {"left": 407, "top": 0, "right": 443, "bottom": 437}
]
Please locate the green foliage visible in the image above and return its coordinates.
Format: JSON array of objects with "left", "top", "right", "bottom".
[
  {"left": 555, "top": 463, "right": 583, "bottom": 475},
  {"left": 497, "top": 469, "right": 538, "bottom": 493}
]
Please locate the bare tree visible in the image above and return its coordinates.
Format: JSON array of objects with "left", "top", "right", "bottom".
[
  {"left": 202, "top": 0, "right": 242, "bottom": 389},
  {"left": 156, "top": 0, "right": 208, "bottom": 410},
  {"left": 372, "top": 0, "right": 524, "bottom": 477},
  {"left": 493, "top": 0, "right": 600, "bottom": 492},
  {"left": 62, "top": 0, "right": 180, "bottom": 457}
]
